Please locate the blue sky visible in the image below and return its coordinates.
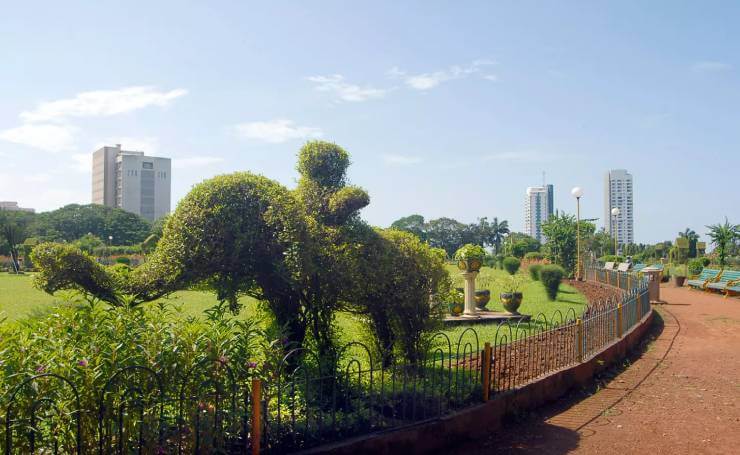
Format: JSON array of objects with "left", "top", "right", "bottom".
[{"left": 1, "top": 1, "right": 738, "bottom": 244}]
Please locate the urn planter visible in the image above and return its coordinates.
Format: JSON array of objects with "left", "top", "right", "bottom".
[
  {"left": 457, "top": 259, "right": 482, "bottom": 272},
  {"left": 673, "top": 276, "right": 686, "bottom": 287},
  {"left": 474, "top": 289, "right": 491, "bottom": 309},
  {"left": 448, "top": 301, "right": 464, "bottom": 316},
  {"left": 500, "top": 292, "right": 523, "bottom": 314}
]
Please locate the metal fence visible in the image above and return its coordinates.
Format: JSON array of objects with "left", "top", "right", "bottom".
[{"left": 1, "top": 266, "right": 650, "bottom": 453}]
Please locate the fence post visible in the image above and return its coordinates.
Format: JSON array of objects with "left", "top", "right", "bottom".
[
  {"left": 482, "top": 342, "right": 492, "bottom": 402},
  {"left": 576, "top": 319, "right": 583, "bottom": 362},
  {"left": 627, "top": 273, "right": 631, "bottom": 290},
  {"left": 617, "top": 304, "right": 623, "bottom": 338},
  {"left": 251, "top": 378, "right": 262, "bottom": 455}
]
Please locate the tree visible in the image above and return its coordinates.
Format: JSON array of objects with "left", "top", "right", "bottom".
[
  {"left": 0, "top": 211, "right": 34, "bottom": 272},
  {"left": 390, "top": 214, "right": 427, "bottom": 241},
  {"left": 505, "top": 232, "right": 540, "bottom": 258},
  {"left": 678, "top": 228, "right": 700, "bottom": 258},
  {"left": 706, "top": 218, "right": 739, "bottom": 267},
  {"left": 541, "top": 212, "right": 595, "bottom": 275},
  {"left": 29, "top": 204, "right": 151, "bottom": 245},
  {"left": 489, "top": 217, "right": 510, "bottom": 254},
  {"left": 425, "top": 217, "right": 467, "bottom": 257}
]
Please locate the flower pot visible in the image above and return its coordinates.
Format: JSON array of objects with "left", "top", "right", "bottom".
[
  {"left": 448, "top": 301, "right": 464, "bottom": 316},
  {"left": 457, "top": 259, "right": 482, "bottom": 272},
  {"left": 673, "top": 276, "right": 686, "bottom": 287},
  {"left": 474, "top": 289, "right": 491, "bottom": 309},
  {"left": 500, "top": 292, "right": 523, "bottom": 314}
]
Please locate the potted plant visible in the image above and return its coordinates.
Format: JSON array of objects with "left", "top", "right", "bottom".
[
  {"left": 448, "top": 288, "right": 464, "bottom": 316},
  {"left": 454, "top": 244, "right": 486, "bottom": 272},
  {"left": 673, "top": 270, "right": 686, "bottom": 287},
  {"left": 499, "top": 275, "right": 524, "bottom": 314},
  {"left": 474, "top": 277, "right": 492, "bottom": 309}
]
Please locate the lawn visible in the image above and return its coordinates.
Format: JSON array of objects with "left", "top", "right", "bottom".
[{"left": 0, "top": 265, "right": 587, "bottom": 349}]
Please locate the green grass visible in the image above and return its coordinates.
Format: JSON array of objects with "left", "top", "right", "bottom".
[
  {"left": 0, "top": 273, "right": 262, "bottom": 323},
  {"left": 1, "top": 265, "right": 587, "bottom": 349}
]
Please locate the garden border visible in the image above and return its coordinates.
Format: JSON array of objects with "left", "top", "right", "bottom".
[{"left": 301, "top": 295, "right": 653, "bottom": 454}]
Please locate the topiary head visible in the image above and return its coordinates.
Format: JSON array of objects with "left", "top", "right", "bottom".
[
  {"left": 297, "top": 141, "right": 350, "bottom": 189},
  {"left": 502, "top": 256, "right": 521, "bottom": 275}
]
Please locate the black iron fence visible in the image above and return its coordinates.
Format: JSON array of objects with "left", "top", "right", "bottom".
[{"left": 1, "top": 266, "right": 650, "bottom": 453}]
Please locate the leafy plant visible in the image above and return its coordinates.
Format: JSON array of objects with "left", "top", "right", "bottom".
[
  {"left": 706, "top": 218, "right": 739, "bottom": 267},
  {"left": 453, "top": 243, "right": 487, "bottom": 262},
  {"left": 524, "top": 251, "right": 544, "bottom": 261},
  {"left": 502, "top": 256, "right": 521, "bottom": 275},
  {"left": 539, "top": 265, "right": 565, "bottom": 301},
  {"left": 498, "top": 274, "right": 524, "bottom": 294},
  {"left": 528, "top": 264, "right": 542, "bottom": 281},
  {"left": 687, "top": 258, "right": 705, "bottom": 276}
]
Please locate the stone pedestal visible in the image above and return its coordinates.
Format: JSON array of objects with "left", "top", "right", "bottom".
[{"left": 461, "top": 271, "right": 480, "bottom": 318}]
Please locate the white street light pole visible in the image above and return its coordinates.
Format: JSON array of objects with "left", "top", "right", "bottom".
[
  {"left": 571, "top": 187, "right": 584, "bottom": 280},
  {"left": 611, "top": 207, "right": 620, "bottom": 255}
]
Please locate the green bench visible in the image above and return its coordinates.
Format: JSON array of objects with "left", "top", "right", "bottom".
[
  {"left": 632, "top": 263, "right": 647, "bottom": 272},
  {"left": 686, "top": 268, "right": 721, "bottom": 290},
  {"left": 706, "top": 269, "right": 740, "bottom": 296}
]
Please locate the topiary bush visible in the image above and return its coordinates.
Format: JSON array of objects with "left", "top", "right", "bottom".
[
  {"left": 598, "top": 255, "right": 625, "bottom": 264},
  {"left": 539, "top": 265, "right": 565, "bottom": 301},
  {"left": 700, "top": 257, "right": 710, "bottom": 266},
  {"left": 528, "top": 264, "right": 542, "bottom": 281},
  {"left": 502, "top": 256, "right": 521, "bottom": 275}
]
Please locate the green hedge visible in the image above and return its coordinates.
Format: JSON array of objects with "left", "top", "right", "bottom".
[
  {"left": 502, "top": 256, "right": 521, "bottom": 275},
  {"left": 539, "top": 265, "right": 565, "bottom": 301},
  {"left": 528, "top": 264, "right": 542, "bottom": 281}
]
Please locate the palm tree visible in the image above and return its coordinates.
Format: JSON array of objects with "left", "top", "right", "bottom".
[
  {"left": 490, "top": 217, "right": 510, "bottom": 254},
  {"left": 706, "top": 218, "right": 740, "bottom": 267},
  {"left": 678, "top": 228, "right": 699, "bottom": 258}
]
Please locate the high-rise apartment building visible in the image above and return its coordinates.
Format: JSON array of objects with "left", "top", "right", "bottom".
[
  {"left": 92, "top": 144, "right": 171, "bottom": 221},
  {"left": 524, "top": 184, "right": 554, "bottom": 243},
  {"left": 604, "top": 169, "right": 634, "bottom": 246}
]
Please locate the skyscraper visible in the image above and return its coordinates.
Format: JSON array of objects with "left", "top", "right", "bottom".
[
  {"left": 604, "top": 169, "right": 634, "bottom": 247},
  {"left": 92, "top": 144, "right": 171, "bottom": 221},
  {"left": 525, "top": 184, "right": 554, "bottom": 243}
]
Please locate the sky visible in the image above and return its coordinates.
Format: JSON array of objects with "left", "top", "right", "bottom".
[{"left": 1, "top": 1, "right": 738, "bottom": 244}]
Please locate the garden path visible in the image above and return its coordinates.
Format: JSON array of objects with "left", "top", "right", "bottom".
[{"left": 452, "top": 285, "right": 740, "bottom": 454}]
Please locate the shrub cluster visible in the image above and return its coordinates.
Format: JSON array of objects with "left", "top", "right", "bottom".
[
  {"left": 524, "top": 251, "right": 544, "bottom": 261},
  {"left": 528, "top": 264, "right": 542, "bottom": 281},
  {"left": 502, "top": 256, "right": 521, "bottom": 275},
  {"left": 539, "top": 265, "right": 565, "bottom": 301}
]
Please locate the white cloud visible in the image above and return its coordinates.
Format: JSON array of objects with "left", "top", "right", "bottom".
[
  {"left": 234, "top": 119, "right": 323, "bottom": 144},
  {"left": 20, "top": 86, "right": 188, "bottom": 123},
  {"left": 483, "top": 74, "right": 499, "bottom": 82},
  {"left": 691, "top": 61, "right": 732, "bottom": 73},
  {"left": 382, "top": 154, "right": 423, "bottom": 166},
  {"left": 0, "top": 123, "right": 77, "bottom": 152},
  {"left": 389, "top": 59, "right": 496, "bottom": 90},
  {"left": 307, "top": 75, "right": 388, "bottom": 102},
  {"left": 173, "top": 156, "right": 224, "bottom": 169}
]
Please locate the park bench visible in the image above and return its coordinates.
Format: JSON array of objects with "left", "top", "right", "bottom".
[
  {"left": 617, "top": 263, "right": 630, "bottom": 272},
  {"left": 705, "top": 269, "right": 740, "bottom": 296},
  {"left": 632, "top": 263, "right": 647, "bottom": 272},
  {"left": 686, "top": 268, "right": 721, "bottom": 290},
  {"left": 604, "top": 262, "right": 616, "bottom": 270}
]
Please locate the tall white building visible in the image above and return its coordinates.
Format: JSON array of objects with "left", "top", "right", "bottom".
[
  {"left": 525, "top": 184, "right": 554, "bottom": 243},
  {"left": 604, "top": 169, "right": 634, "bottom": 247},
  {"left": 92, "top": 144, "right": 171, "bottom": 221}
]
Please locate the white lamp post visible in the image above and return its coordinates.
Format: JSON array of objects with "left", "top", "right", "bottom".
[
  {"left": 571, "top": 187, "right": 584, "bottom": 280},
  {"left": 611, "top": 207, "right": 620, "bottom": 255}
]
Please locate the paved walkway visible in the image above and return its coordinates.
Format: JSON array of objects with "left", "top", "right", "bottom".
[{"left": 453, "top": 285, "right": 740, "bottom": 454}]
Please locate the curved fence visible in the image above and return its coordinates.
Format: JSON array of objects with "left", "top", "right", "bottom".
[{"left": 1, "top": 265, "right": 650, "bottom": 453}]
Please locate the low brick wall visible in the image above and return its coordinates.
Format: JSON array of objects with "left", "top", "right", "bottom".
[{"left": 302, "top": 309, "right": 654, "bottom": 455}]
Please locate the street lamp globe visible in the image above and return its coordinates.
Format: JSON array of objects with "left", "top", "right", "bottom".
[
  {"left": 611, "top": 207, "right": 620, "bottom": 216},
  {"left": 571, "top": 187, "right": 584, "bottom": 198}
]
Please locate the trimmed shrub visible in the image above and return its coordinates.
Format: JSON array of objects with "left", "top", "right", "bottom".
[
  {"left": 539, "top": 265, "right": 565, "bottom": 301},
  {"left": 115, "top": 256, "right": 131, "bottom": 265},
  {"left": 687, "top": 258, "right": 705, "bottom": 276},
  {"left": 524, "top": 251, "right": 544, "bottom": 261},
  {"left": 598, "top": 255, "right": 624, "bottom": 264},
  {"left": 700, "top": 257, "right": 710, "bottom": 267},
  {"left": 529, "top": 264, "right": 542, "bottom": 281},
  {"left": 502, "top": 256, "right": 521, "bottom": 275}
]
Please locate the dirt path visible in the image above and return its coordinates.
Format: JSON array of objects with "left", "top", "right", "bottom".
[{"left": 452, "top": 286, "right": 740, "bottom": 455}]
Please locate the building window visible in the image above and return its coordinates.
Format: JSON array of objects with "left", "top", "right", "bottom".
[{"left": 142, "top": 162, "right": 153, "bottom": 170}]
